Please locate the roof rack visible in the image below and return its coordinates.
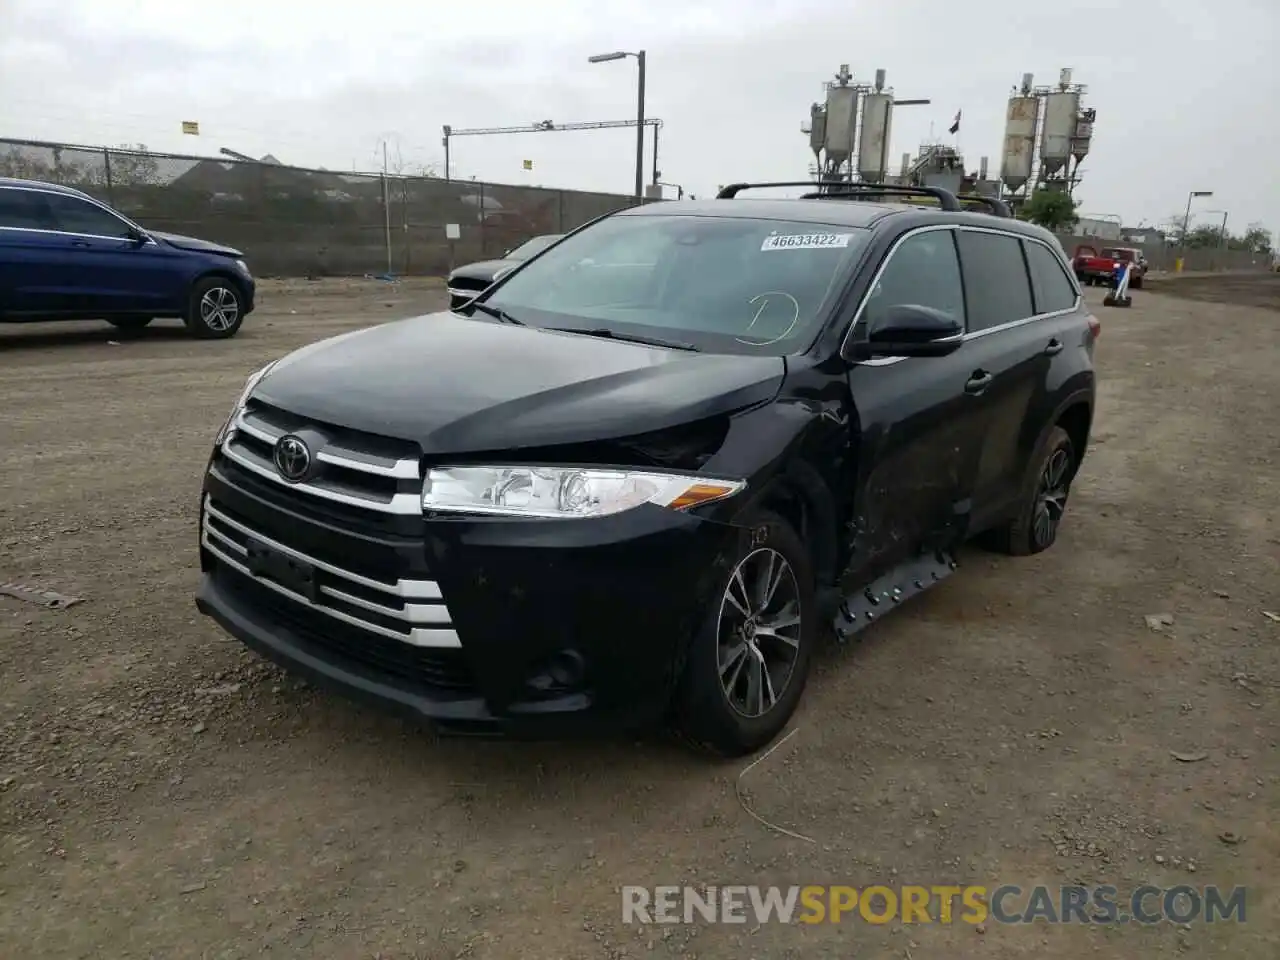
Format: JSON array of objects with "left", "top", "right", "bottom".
[
  {"left": 716, "top": 181, "right": 840, "bottom": 199},
  {"left": 956, "top": 194, "right": 1013, "bottom": 218},
  {"left": 717, "top": 181, "right": 966, "bottom": 211},
  {"left": 797, "top": 184, "right": 964, "bottom": 211},
  {"left": 716, "top": 181, "right": 1015, "bottom": 218}
]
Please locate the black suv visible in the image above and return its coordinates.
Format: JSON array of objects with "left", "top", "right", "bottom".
[{"left": 195, "top": 182, "right": 1097, "bottom": 757}]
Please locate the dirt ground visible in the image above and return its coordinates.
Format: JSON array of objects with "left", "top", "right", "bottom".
[
  {"left": 1, "top": 274, "right": 1277, "bottom": 959},
  {"left": 1145, "top": 270, "right": 1280, "bottom": 311}
]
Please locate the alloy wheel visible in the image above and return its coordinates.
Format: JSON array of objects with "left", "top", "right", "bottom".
[
  {"left": 1033, "top": 447, "right": 1072, "bottom": 549},
  {"left": 200, "top": 287, "right": 240, "bottom": 332},
  {"left": 716, "top": 547, "right": 803, "bottom": 718}
]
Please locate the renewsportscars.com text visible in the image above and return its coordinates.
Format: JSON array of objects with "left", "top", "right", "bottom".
[{"left": 621, "top": 884, "right": 1247, "bottom": 926}]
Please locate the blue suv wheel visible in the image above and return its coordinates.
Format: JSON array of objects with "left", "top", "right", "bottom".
[{"left": 185, "top": 276, "right": 246, "bottom": 339}]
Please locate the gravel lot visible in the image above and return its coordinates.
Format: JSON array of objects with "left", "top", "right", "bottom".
[{"left": 2, "top": 274, "right": 1277, "bottom": 959}]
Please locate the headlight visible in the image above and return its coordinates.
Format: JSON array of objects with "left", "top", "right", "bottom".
[
  {"left": 214, "top": 361, "right": 275, "bottom": 445},
  {"left": 421, "top": 466, "right": 745, "bottom": 519}
]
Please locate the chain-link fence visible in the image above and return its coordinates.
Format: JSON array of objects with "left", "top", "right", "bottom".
[{"left": 0, "top": 137, "right": 646, "bottom": 277}]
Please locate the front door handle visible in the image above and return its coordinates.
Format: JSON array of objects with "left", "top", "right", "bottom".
[
  {"left": 70, "top": 240, "right": 91, "bottom": 248},
  {"left": 1044, "top": 337, "right": 1064, "bottom": 356},
  {"left": 965, "top": 371, "right": 993, "bottom": 395}
]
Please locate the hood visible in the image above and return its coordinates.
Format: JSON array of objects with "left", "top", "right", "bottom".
[
  {"left": 150, "top": 230, "right": 242, "bottom": 257},
  {"left": 255, "top": 313, "right": 785, "bottom": 455},
  {"left": 448, "top": 259, "right": 518, "bottom": 282}
]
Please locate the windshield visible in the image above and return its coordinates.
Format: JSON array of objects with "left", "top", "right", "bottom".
[
  {"left": 506, "top": 235, "right": 562, "bottom": 260},
  {"left": 484, "top": 214, "right": 869, "bottom": 354}
]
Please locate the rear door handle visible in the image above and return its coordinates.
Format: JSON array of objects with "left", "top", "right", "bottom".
[
  {"left": 964, "top": 371, "right": 993, "bottom": 395},
  {"left": 1044, "top": 337, "right": 1064, "bottom": 356},
  {"left": 70, "top": 240, "right": 91, "bottom": 248}
]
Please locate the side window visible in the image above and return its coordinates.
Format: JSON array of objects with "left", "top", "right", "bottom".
[
  {"left": 0, "top": 188, "right": 56, "bottom": 230},
  {"left": 1023, "top": 240, "right": 1078, "bottom": 314},
  {"left": 861, "top": 230, "right": 965, "bottom": 331},
  {"left": 44, "top": 194, "right": 135, "bottom": 239},
  {"left": 955, "top": 231, "right": 1034, "bottom": 332}
]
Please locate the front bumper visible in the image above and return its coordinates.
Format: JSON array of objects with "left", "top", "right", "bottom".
[{"left": 196, "top": 461, "right": 738, "bottom": 736}]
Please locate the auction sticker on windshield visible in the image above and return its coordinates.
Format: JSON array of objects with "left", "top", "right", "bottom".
[{"left": 761, "top": 233, "right": 853, "bottom": 251}]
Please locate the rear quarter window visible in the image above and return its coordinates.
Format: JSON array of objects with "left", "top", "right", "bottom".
[{"left": 1023, "top": 240, "right": 1079, "bottom": 314}]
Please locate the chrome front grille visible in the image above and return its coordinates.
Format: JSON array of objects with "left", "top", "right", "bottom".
[
  {"left": 201, "top": 496, "right": 460, "bottom": 648},
  {"left": 220, "top": 401, "right": 422, "bottom": 515}
]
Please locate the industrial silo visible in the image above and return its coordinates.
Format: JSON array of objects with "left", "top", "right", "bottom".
[
  {"left": 1000, "top": 75, "right": 1038, "bottom": 194},
  {"left": 857, "top": 90, "right": 893, "bottom": 183},
  {"left": 1040, "top": 89, "right": 1080, "bottom": 176},
  {"left": 808, "top": 103, "right": 827, "bottom": 161},
  {"left": 1071, "top": 107, "right": 1095, "bottom": 163},
  {"left": 823, "top": 74, "right": 860, "bottom": 174}
]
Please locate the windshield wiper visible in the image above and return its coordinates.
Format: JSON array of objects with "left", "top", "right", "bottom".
[
  {"left": 550, "top": 327, "right": 698, "bottom": 351},
  {"left": 467, "top": 301, "right": 524, "bottom": 325}
]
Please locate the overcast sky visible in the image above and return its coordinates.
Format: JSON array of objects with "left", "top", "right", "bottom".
[{"left": 2, "top": 0, "right": 1276, "bottom": 235}]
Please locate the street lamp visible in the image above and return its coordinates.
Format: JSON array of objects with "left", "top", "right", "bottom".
[
  {"left": 589, "top": 49, "right": 646, "bottom": 199},
  {"left": 1180, "top": 190, "right": 1213, "bottom": 251}
]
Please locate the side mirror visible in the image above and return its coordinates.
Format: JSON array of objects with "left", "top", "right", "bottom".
[
  {"left": 127, "top": 226, "right": 149, "bottom": 246},
  {"left": 851, "top": 304, "right": 964, "bottom": 360}
]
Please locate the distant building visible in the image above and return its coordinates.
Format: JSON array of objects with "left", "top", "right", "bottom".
[
  {"left": 1075, "top": 217, "right": 1122, "bottom": 240},
  {"left": 1120, "top": 227, "right": 1166, "bottom": 246}
]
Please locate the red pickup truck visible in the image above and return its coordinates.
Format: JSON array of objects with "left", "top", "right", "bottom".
[{"left": 1073, "top": 245, "right": 1148, "bottom": 289}]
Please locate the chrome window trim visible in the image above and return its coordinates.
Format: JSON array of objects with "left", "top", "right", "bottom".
[
  {"left": 840, "top": 223, "right": 1083, "bottom": 365},
  {"left": 0, "top": 183, "right": 156, "bottom": 244}
]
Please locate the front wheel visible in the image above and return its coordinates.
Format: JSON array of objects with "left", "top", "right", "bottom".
[
  {"left": 674, "top": 509, "right": 816, "bottom": 757},
  {"left": 984, "top": 426, "right": 1076, "bottom": 556},
  {"left": 185, "top": 277, "right": 245, "bottom": 339}
]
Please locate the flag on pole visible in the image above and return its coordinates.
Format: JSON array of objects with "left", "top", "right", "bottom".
[{"left": 948, "top": 110, "right": 961, "bottom": 135}]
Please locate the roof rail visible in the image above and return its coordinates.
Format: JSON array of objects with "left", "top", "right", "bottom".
[
  {"left": 717, "top": 181, "right": 1013, "bottom": 218},
  {"left": 797, "top": 183, "right": 963, "bottom": 212},
  {"left": 716, "top": 181, "right": 834, "bottom": 199},
  {"left": 956, "top": 194, "right": 1013, "bottom": 218}
]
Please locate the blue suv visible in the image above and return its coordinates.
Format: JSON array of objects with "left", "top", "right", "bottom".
[{"left": 0, "top": 178, "right": 255, "bottom": 338}]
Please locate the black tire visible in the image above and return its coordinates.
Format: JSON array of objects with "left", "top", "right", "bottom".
[
  {"left": 184, "top": 276, "right": 245, "bottom": 339},
  {"left": 674, "top": 509, "right": 817, "bottom": 757},
  {"left": 107, "top": 316, "right": 152, "bottom": 332},
  {"left": 983, "top": 426, "right": 1076, "bottom": 556}
]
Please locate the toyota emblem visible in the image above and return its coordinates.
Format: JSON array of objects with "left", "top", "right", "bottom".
[{"left": 273, "top": 435, "right": 312, "bottom": 482}]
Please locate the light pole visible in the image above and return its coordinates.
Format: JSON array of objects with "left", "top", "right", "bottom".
[
  {"left": 1180, "top": 190, "right": 1212, "bottom": 252},
  {"left": 588, "top": 49, "right": 646, "bottom": 199}
]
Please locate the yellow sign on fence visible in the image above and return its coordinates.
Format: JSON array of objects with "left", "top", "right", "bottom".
[{"left": 181, "top": 121, "right": 200, "bottom": 136}]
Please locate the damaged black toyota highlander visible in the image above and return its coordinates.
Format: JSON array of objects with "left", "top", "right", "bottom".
[{"left": 196, "top": 182, "right": 1098, "bottom": 756}]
